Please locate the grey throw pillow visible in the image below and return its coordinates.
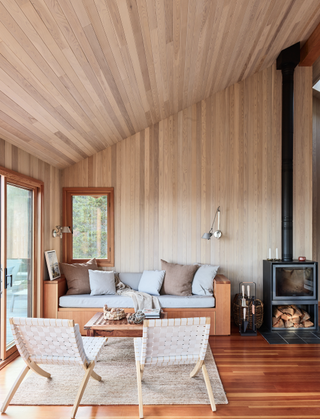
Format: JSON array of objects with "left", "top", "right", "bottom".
[
  {"left": 192, "top": 264, "right": 219, "bottom": 295},
  {"left": 89, "top": 270, "right": 116, "bottom": 296},
  {"left": 138, "top": 270, "right": 166, "bottom": 295},
  {"left": 60, "top": 258, "right": 98, "bottom": 295},
  {"left": 161, "top": 259, "right": 199, "bottom": 296}
]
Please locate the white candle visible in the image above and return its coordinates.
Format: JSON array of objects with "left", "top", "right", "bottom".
[
  {"left": 242, "top": 285, "right": 245, "bottom": 297},
  {"left": 247, "top": 285, "right": 250, "bottom": 298},
  {"left": 276, "top": 248, "right": 279, "bottom": 259},
  {"left": 269, "top": 248, "right": 271, "bottom": 259},
  {"left": 243, "top": 307, "right": 246, "bottom": 318},
  {"left": 217, "top": 209, "right": 220, "bottom": 229}
]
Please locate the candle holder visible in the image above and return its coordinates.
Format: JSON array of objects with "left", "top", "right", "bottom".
[{"left": 238, "top": 282, "right": 257, "bottom": 336}]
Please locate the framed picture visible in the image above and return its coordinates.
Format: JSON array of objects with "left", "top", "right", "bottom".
[{"left": 45, "top": 250, "right": 61, "bottom": 281}]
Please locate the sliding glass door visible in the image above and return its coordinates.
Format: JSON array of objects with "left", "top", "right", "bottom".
[
  {"left": 1, "top": 177, "right": 35, "bottom": 360},
  {"left": 6, "top": 184, "right": 33, "bottom": 346}
]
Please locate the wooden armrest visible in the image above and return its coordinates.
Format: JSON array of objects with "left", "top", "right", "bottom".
[
  {"left": 213, "top": 274, "right": 231, "bottom": 335},
  {"left": 56, "top": 276, "right": 67, "bottom": 298},
  {"left": 214, "top": 274, "right": 231, "bottom": 285},
  {"left": 44, "top": 276, "right": 67, "bottom": 318}
]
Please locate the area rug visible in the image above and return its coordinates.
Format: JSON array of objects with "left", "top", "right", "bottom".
[{"left": 11, "top": 337, "right": 228, "bottom": 406}]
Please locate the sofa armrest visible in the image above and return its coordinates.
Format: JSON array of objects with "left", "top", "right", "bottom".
[
  {"left": 44, "top": 276, "right": 67, "bottom": 319},
  {"left": 213, "top": 274, "right": 231, "bottom": 335}
]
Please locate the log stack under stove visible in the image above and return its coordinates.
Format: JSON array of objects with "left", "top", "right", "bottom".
[{"left": 273, "top": 305, "right": 314, "bottom": 329}]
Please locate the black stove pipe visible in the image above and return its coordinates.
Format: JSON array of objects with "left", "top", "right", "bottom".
[{"left": 276, "top": 43, "right": 300, "bottom": 262}]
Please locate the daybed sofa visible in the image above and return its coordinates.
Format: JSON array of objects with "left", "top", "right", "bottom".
[{"left": 44, "top": 261, "right": 231, "bottom": 336}]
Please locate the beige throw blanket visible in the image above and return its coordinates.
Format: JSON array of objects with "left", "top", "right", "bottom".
[{"left": 115, "top": 274, "right": 160, "bottom": 311}]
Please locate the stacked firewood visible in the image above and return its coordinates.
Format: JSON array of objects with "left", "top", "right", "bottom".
[{"left": 272, "top": 305, "right": 313, "bottom": 328}]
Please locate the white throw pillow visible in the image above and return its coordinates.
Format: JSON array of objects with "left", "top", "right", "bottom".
[
  {"left": 88, "top": 270, "right": 116, "bottom": 296},
  {"left": 192, "top": 265, "right": 219, "bottom": 296},
  {"left": 138, "top": 270, "right": 166, "bottom": 295}
]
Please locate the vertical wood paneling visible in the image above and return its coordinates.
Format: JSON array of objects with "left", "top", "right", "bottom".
[
  {"left": 294, "top": 66, "right": 313, "bottom": 259},
  {"left": 312, "top": 93, "right": 320, "bottom": 264},
  {"left": 62, "top": 64, "right": 312, "bottom": 298}
]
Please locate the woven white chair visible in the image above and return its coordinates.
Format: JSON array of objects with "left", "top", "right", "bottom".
[
  {"left": 1, "top": 317, "right": 106, "bottom": 418},
  {"left": 134, "top": 317, "right": 216, "bottom": 418}
]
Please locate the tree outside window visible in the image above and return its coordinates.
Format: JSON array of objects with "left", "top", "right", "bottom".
[{"left": 63, "top": 188, "right": 114, "bottom": 267}]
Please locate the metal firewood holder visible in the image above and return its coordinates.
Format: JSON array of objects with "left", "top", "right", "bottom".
[{"left": 239, "top": 282, "right": 257, "bottom": 336}]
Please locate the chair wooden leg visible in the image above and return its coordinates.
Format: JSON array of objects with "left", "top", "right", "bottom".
[
  {"left": 136, "top": 361, "right": 144, "bottom": 418},
  {"left": 0, "top": 365, "right": 29, "bottom": 413},
  {"left": 190, "top": 359, "right": 203, "bottom": 377},
  {"left": 27, "top": 360, "right": 51, "bottom": 378},
  {"left": 202, "top": 363, "right": 216, "bottom": 412},
  {"left": 90, "top": 369, "right": 102, "bottom": 381},
  {"left": 140, "top": 363, "right": 144, "bottom": 379},
  {"left": 71, "top": 361, "right": 95, "bottom": 419},
  {"left": 81, "top": 364, "right": 101, "bottom": 381}
]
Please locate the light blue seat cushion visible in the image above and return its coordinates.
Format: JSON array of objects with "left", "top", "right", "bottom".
[
  {"left": 60, "top": 294, "right": 135, "bottom": 308},
  {"left": 158, "top": 295, "right": 215, "bottom": 308},
  {"left": 59, "top": 294, "right": 215, "bottom": 309}
]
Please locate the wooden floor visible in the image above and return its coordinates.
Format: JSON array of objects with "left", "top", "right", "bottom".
[{"left": 1, "top": 325, "right": 320, "bottom": 418}]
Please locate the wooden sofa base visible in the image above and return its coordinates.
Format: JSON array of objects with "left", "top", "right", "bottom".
[{"left": 44, "top": 274, "right": 231, "bottom": 336}]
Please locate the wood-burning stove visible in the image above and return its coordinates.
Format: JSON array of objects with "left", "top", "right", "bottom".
[
  {"left": 262, "top": 44, "right": 319, "bottom": 333},
  {"left": 263, "top": 260, "right": 318, "bottom": 331}
]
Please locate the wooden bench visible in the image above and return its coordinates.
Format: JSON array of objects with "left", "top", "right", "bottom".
[{"left": 43, "top": 274, "right": 231, "bottom": 336}]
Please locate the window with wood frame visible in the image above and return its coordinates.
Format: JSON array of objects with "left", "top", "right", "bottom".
[
  {"left": 0, "top": 166, "right": 43, "bottom": 360},
  {"left": 63, "top": 187, "right": 114, "bottom": 267}
]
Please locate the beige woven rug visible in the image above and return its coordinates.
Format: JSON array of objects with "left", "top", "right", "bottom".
[{"left": 11, "top": 337, "right": 228, "bottom": 406}]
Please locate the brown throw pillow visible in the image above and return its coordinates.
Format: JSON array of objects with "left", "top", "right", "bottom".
[
  {"left": 160, "top": 259, "right": 199, "bottom": 296},
  {"left": 60, "top": 259, "right": 98, "bottom": 295}
]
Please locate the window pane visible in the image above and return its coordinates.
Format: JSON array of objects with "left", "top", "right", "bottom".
[
  {"left": 6, "top": 184, "right": 33, "bottom": 348},
  {"left": 72, "top": 195, "right": 108, "bottom": 259}
]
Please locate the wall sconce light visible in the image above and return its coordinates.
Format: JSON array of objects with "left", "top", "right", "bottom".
[
  {"left": 52, "top": 225, "right": 72, "bottom": 238},
  {"left": 202, "top": 206, "right": 222, "bottom": 240}
]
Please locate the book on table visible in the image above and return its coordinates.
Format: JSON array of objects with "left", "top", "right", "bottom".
[{"left": 142, "top": 308, "right": 160, "bottom": 318}]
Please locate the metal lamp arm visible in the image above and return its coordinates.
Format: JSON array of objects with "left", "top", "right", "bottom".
[{"left": 209, "top": 206, "right": 220, "bottom": 233}]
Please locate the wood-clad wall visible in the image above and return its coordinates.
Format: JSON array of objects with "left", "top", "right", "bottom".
[
  {"left": 313, "top": 92, "right": 320, "bottom": 264},
  {"left": 0, "top": 138, "right": 61, "bottom": 280},
  {"left": 0, "top": 0, "right": 319, "bottom": 168},
  {"left": 294, "top": 66, "right": 313, "bottom": 260},
  {"left": 62, "top": 64, "right": 313, "bottom": 298}
]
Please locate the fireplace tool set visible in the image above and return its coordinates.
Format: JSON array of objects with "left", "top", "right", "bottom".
[{"left": 239, "top": 282, "right": 257, "bottom": 336}]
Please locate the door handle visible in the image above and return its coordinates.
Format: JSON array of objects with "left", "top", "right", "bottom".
[{"left": 4, "top": 268, "right": 13, "bottom": 289}]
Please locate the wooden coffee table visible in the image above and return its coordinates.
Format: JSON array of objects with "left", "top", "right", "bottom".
[{"left": 84, "top": 311, "right": 167, "bottom": 338}]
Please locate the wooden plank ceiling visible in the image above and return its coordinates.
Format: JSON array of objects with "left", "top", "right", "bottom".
[{"left": 0, "top": 0, "right": 320, "bottom": 169}]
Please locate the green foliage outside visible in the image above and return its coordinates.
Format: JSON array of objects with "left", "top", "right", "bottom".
[
  {"left": 7, "top": 184, "right": 32, "bottom": 259},
  {"left": 72, "top": 195, "right": 108, "bottom": 259}
]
